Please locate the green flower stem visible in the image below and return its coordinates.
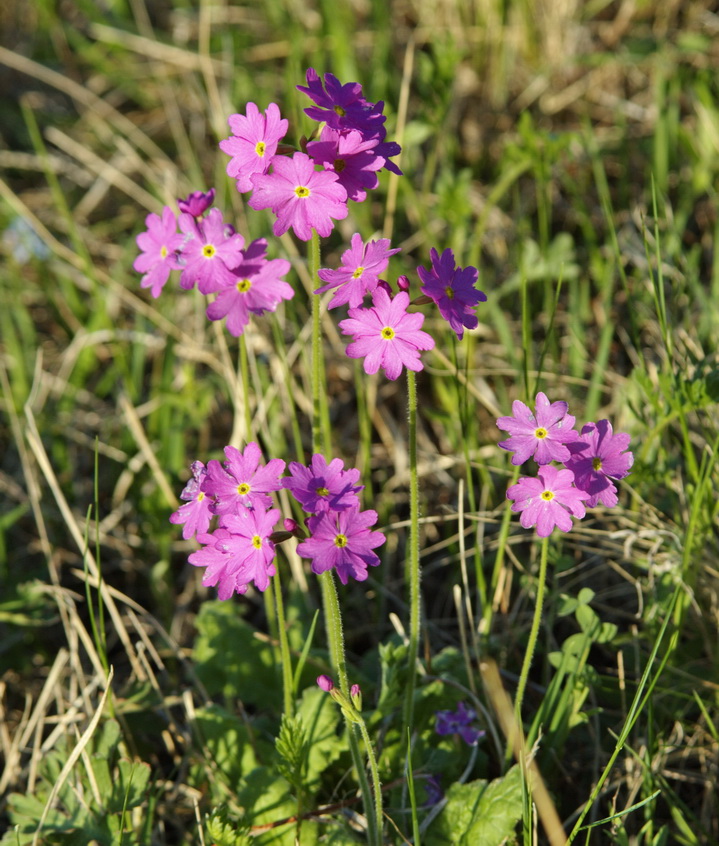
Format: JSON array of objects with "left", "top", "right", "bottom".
[
  {"left": 356, "top": 713, "right": 384, "bottom": 843},
  {"left": 320, "top": 571, "right": 380, "bottom": 846},
  {"left": 309, "top": 231, "right": 325, "bottom": 455},
  {"left": 272, "top": 566, "right": 293, "bottom": 717},
  {"left": 402, "top": 368, "right": 420, "bottom": 733},
  {"left": 514, "top": 536, "right": 550, "bottom": 728},
  {"left": 239, "top": 333, "right": 252, "bottom": 443}
]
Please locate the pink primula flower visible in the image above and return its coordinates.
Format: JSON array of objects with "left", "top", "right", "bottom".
[
  {"left": 497, "top": 392, "right": 579, "bottom": 465},
  {"left": 220, "top": 103, "right": 289, "bottom": 193},
  {"left": 177, "top": 188, "right": 215, "bottom": 218},
  {"left": 507, "top": 465, "right": 590, "bottom": 537},
  {"left": 339, "top": 288, "right": 435, "bottom": 380},
  {"left": 203, "top": 442, "right": 285, "bottom": 516},
  {"left": 249, "top": 152, "right": 348, "bottom": 241},
  {"left": 563, "top": 419, "right": 633, "bottom": 507},
  {"left": 306, "top": 127, "right": 384, "bottom": 202},
  {"left": 418, "top": 247, "right": 486, "bottom": 340},
  {"left": 133, "top": 206, "right": 183, "bottom": 298},
  {"left": 282, "top": 455, "right": 363, "bottom": 514},
  {"left": 169, "top": 460, "right": 214, "bottom": 540},
  {"left": 316, "top": 233, "right": 401, "bottom": 309},
  {"left": 178, "top": 208, "right": 245, "bottom": 294}
]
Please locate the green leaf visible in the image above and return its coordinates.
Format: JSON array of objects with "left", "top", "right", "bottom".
[
  {"left": 295, "top": 686, "right": 345, "bottom": 790},
  {"left": 194, "top": 704, "right": 260, "bottom": 791}
]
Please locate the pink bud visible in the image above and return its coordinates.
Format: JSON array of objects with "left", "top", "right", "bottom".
[{"left": 317, "top": 675, "right": 334, "bottom": 692}]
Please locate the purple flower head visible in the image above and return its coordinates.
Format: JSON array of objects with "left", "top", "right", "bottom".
[
  {"left": 297, "top": 68, "right": 386, "bottom": 135},
  {"left": 133, "top": 206, "right": 184, "bottom": 298},
  {"left": 248, "top": 152, "right": 348, "bottom": 241},
  {"left": 339, "top": 288, "right": 435, "bottom": 381},
  {"left": 283, "top": 455, "right": 363, "bottom": 514},
  {"left": 306, "top": 127, "right": 384, "bottom": 202},
  {"left": 220, "top": 102, "right": 289, "bottom": 193},
  {"left": 417, "top": 248, "right": 487, "bottom": 340},
  {"left": 507, "top": 465, "right": 590, "bottom": 537},
  {"left": 435, "top": 702, "right": 484, "bottom": 746},
  {"left": 189, "top": 508, "right": 280, "bottom": 598},
  {"left": 563, "top": 420, "right": 633, "bottom": 508},
  {"left": 497, "top": 392, "right": 579, "bottom": 465},
  {"left": 317, "top": 674, "right": 334, "bottom": 692},
  {"left": 203, "top": 442, "right": 285, "bottom": 516},
  {"left": 204, "top": 238, "right": 293, "bottom": 337},
  {"left": 169, "top": 460, "right": 214, "bottom": 540},
  {"left": 423, "top": 775, "right": 444, "bottom": 808},
  {"left": 177, "top": 188, "right": 216, "bottom": 218},
  {"left": 178, "top": 208, "right": 245, "bottom": 294},
  {"left": 296, "top": 506, "right": 385, "bottom": 584},
  {"left": 316, "top": 233, "right": 401, "bottom": 309}
]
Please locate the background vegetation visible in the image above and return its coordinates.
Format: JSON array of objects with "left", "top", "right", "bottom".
[{"left": 1, "top": 0, "right": 718, "bottom": 843}]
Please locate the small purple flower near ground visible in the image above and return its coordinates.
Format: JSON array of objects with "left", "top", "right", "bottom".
[
  {"left": 282, "top": 455, "right": 363, "bottom": 514},
  {"left": 507, "top": 465, "right": 590, "bottom": 537},
  {"left": 339, "top": 288, "right": 435, "bottom": 380},
  {"left": 248, "top": 152, "right": 348, "bottom": 241},
  {"left": 178, "top": 208, "right": 245, "bottom": 294},
  {"left": 435, "top": 702, "right": 485, "bottom": 746},
  {"left": 220, "top": 102, "right": 289, "bottom": 193},
  {"left": 133, "top": 206, "right": 184, "bottom": 298},
  {"left": 497, "top": 392, "right": 579, "bottom": 465},
  {"left": 417, "top": 247, "right": 486, "bottom": 340},
  {"left": 563, "top": 419, "right": 634, "bottom": 507},
  {"left": 296, "top": 506, "right": 385, "bottom": 584},
  {"left": 169, "top": 460, "right": 214, "bottom": 540},
  {"left": 316, "top": 233, "right": 401, "bottom": 309}
]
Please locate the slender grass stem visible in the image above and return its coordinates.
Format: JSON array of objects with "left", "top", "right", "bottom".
[
  {"left": 309, "top": 232, "right": 324, "bottom": 455},
  {"left": 272, "top": 566, "right": 293, "bottom": 717},
  {"left": 238, "top": 334, "right": 252, "bottom": 444},
  {"left": 402, "top": 368, "right": 420, "bottom": 733}
]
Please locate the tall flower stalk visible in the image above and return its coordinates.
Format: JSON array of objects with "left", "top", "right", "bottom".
[{"left": 403, "top": 368, "right": 420, "bottom": 732}]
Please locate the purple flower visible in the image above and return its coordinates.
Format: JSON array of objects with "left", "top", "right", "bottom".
[
  {"left": 417, "top": 247, "right": 486, "bottom": 340},
  {"left": 220, "top": 103, "right": 289, "bottom": 193},
  {"left": 297, "top": 68, "right": 385, "bottom": 135},
  {"left": 497, "top": 392, "right": 579, "bottom": 465},
  {"left": 306, "top": 127, "right": 384, "bottom": 202},
  {"left": 133, "top": 206, "right": 183, "bottom": 298},
  {"left": 169, "top": 460, "right": 214, "bottom": 540},
  {"left": 203, "top": 443, "right": 285, "bottom": 515},
  {"left": 205, "top": 238, "right": 293, "bottom": 337},
  {"left": 177, "top": 188, "right": 216, "bottom": 218},
  {"left": 339, "top": 288, "right": 435, "bottom": 380},
  {"left": 178, "top": 208, "right": 245, "bottom": 294},
  {"left": 435, "top": 702, "right": 484, "bottom": 746},
  {"left": 249, "top": 152, "right": 348, "bottom": 241},
  {"left": 563, "top": 420, "right": 633, "bottom": 508},
  {"left": 189, "top": 507, "right": 280, "bottom": 597},
  {"left": 507, "top": 465, "right": 590, "bottom": 537},
  {"left": 296, "top": 506, "right": 385, "bottom": 584},
  {"left": 282, "top": 455, "right": 363, "bottom": 514},
  {"left": 316, "top": 233, "right": 401, "bottom": 309},
  {"left": 423, "top": 775, "right": 444, "bottom": 808}
]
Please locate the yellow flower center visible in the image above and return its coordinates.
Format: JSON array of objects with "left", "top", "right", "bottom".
[
  {"left": 541, "top": 490, "right": 555, "bottom": 501},
  {"left": 203, "top": 244, "right": 216, "bottom": 259},
  {"left": 255, "top": 141, "right": 266, "bottom": 157},
  {"left": 381, "top": 326, "right": 395, "bottom": 340},
  {"left": 236, "top": 483, "right": 251, "bottom": 496},
  {"left": 534, "top": 427, "right": 548, "bottom": 439},
  {"left": 236, "top": 278, "right": 252, "bottom": 293},
  {"left": 197, "top": 492, "right": 205, "bottom": 502},
  {"left": 333, "top": 158, "right": 346, "bottom": 173},
  {"left": 294, "top": 185, "right": 311, "bottom": 198},
  {"left": 334, "top": 533, "right": 348, "bottom": 548},
  {"left": 252, "top": 535, "right": 262, "bottom": 549},
  {"left": 592, "top": 457, "right": 603, "bottom": 471},
  {"left": 333, "top": 105, "right": 346, "bottom": 116},
  {"left": 444, "top": 285, "right": 454, "bottom": 299},
  {"left": 160, "top": 245, "right": 168, "bottom": 259},
  {"left": 316, "top": 486, "right": 329, "bottom": 497},
  {"left": 352, "top": 266, "right": 365, "bottom": 279}
]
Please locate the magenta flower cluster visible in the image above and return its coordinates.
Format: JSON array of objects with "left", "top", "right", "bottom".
[
  {"left": 497, "top": 393, "right": 634, "bottom": 537},
  {"left": 170, "top": 447, "right": 384, "bottom": 598}
]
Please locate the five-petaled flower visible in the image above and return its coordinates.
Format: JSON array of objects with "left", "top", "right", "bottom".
[
  {"left": 563, "top": 420, "right": 633, "bottom": 508},
  {"left": 220, "top": 102, "right": 289, "bottom": 194},
  {"left": 133, "top": 206, "right": 184, "bottom": 298},
  {"left": 282, "top": 455, "right": 363, "bottom": 514},
  {"left": 203, "top": 443, "right": 285, "bottom": 516},
  {"left": 497, "top": 392, "right": 579, "bottom": 466},
  {"left": 169, "top": 460, "right": 214, "bottom": 540},
  {"left": 506, "top": 465, "right": 590, "bottom": 537},
  {"left": 316, "top": 233, "right": 401, "bottom": 309},
  {"left": 178, "top": 207, "right": 245, "bottom": 294},
  {"left": 417, "top": 247, "right": 486, "bottom": 340}
]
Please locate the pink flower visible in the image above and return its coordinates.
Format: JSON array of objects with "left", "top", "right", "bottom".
[
  {"left": 169, "top": 460, "right": 214, "bottom": 540},
  {"left": 178, "top": 208, "right": 245, "bottom": 294},
  {"left": 220, "top": 103, "right": 288, "bottom": 193},
  {"left": 497, "top": 392, "right": 579, "bottom": 465},
  {"left": 563, "top": 420, "right": 633, "bottom": 507},
  {"left": 339, "top": 288, "right": 435, "bottom": 380},
  {"left": 205, "top": 239, "right": 293, "bottom": 337},
  {"left": 316, "top": 233, "right": 401, "bottom": 309},
  {"left": 306, "top": 127, "right": 384, "bottom": 202},
  {"left": 249, "top": 152, "right": 348, "bottom": 241},
  {"left": 507, "top": 465, "right": 590, "bottom": 537},
  {"left": 177, "top": 188, "right": 215, "bottom": 218},
  {"left": 133, "top": 206, "right": 183, "bottom": 298},
  {"left": 282, "top": 455, "right": 363, "bottom": 514},
  {"left": 417, "top": 247, "right": 486, "bottom": 340},
  {"left": 296, "top": 506, "right": 385, "bottom": 584},
  {"left": 203, "top": 443, "right": 285, "bottom": 516}
]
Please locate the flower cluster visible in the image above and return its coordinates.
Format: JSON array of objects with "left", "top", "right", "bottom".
[
  {"left": 170, "top": 450, "right": 385, "bottom": 597},
  {"left": 133, "top": 191, "right": 293, "bottom": 336},
  {"left": 497, "top": 393, "right": 634, "bottom": 537}
]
